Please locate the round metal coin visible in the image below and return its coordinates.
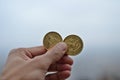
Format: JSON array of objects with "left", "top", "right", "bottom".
[
  {"left": 43, "top": 31, "right": 62, "bottom": 49},
  {"left": 64, "top": 35, "right": 83, "bottom": 56}
]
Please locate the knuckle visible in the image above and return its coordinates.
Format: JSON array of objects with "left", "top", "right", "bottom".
[
  {"left": 9, "top": 48, "right": 25, "bottom": 56},
  {"left": 15, "top": 48, "right": 26, "bottom": 51}
]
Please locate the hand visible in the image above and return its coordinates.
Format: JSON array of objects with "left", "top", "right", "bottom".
[{"left": 0, "top": 42, "right": 73, "bottom": 80}]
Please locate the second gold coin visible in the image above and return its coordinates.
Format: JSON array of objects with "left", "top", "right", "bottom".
[{"left": 64, "top": 35, "right": 83, "bottom": 56}]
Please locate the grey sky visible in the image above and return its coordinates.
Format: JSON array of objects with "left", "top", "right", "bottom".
[{"left": 0, "top": 0, "right": 120, "bottom": 80}]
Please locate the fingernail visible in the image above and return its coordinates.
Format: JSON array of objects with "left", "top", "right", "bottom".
[{"left": 57, "top": 42, "right": 67, "bottom": 52}]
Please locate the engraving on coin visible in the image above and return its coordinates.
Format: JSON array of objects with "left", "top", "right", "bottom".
[
  {"left": 64, "top": 35, "right": 83, "bottom": 56},
  {"left": 43, "top": 32, "right": 62, "bottom": 49}
]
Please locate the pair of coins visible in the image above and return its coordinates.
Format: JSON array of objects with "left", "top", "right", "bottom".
[{"left": 43, "top": 31, "right": 83, "bottom": 56}]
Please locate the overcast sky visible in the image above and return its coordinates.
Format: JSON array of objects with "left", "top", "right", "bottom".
[{"left": 0, "top": 0, "right": 120, "bottom": 80}]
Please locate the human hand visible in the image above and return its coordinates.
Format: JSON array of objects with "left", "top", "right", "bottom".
[{"left": 0, "top": 42, "right": 73, "bottom": 80}]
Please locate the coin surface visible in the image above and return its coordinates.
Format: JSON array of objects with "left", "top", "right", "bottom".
[
  {"left": 43, "top": 32, "right": 62, "bottom": 49},
  {"left": 64, "top": 35, "right": 83, "bottom": 56}
]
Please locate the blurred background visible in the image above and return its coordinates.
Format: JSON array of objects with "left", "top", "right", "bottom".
[{"left": 0, "top": 0, "right": 120, "bottom": 80}]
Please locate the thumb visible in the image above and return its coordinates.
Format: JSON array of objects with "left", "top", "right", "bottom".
[{"left": 42, "top": 42, "right": 67, "bottom": 65}]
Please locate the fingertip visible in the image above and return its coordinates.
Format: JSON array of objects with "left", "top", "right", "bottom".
[
  {"left": 56, "top": 42, "right": 68, "bottom": 52},
  {"left": 59, "top": 70, "right": 71, "bottom": 79},
  {"left": 59, "top": 64, "right": 72, "bottom": 71},
  {"left": 58, "top": 55, "right": 74, "bottom": 65}
]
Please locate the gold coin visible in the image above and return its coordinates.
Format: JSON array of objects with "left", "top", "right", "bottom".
[
  {"left": 43, "top": 31, "right": 62, "bottom": 49},
  {"left": 64, "top": 35, "right": 83, "bottom": 56}
]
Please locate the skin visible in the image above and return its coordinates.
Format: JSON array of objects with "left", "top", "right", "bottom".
[{"left": 0, "top": 42, "right": 73, "bottom": 80}]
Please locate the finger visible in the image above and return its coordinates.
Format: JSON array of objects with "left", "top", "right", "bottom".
[
  {"left": 41, "top": 42, "right": 67, "bottom": 65},
  {"left": 57, "top": 55, "right": 73, "bottom": 65},
  {"left": 45, "top": 70, "right": 71, "bottom": 80},
  {"left": 26, "top": 46, "right": 47, "bottom": 58},
  {"left": 48, "top": 64, "right": 71, "bottom": 71}
]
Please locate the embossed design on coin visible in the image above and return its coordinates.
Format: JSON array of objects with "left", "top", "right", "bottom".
[
  {"left": 64, "top": 35, "right": 83, "bottom": 56},
  {"left": 43, "top": 32, "right": 62, "bottom": 49}
]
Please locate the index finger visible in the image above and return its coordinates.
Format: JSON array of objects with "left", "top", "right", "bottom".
[{"left": 26, "top": 46, "right": 47, "bottom": 57}]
